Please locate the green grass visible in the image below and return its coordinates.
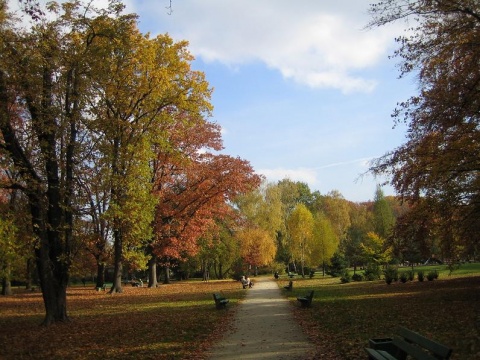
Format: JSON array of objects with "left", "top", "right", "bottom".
[
  {"left": 281, "top": 262, "right": 480, "bottom": 359},
  {"left": 0, "top": 279, "right": 245, "bottom": 359}
]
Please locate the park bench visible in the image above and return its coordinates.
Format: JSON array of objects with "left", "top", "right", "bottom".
[
  {"left": 296, "top": 290, "right": 314, "bottom": 307},
  {"left": 284, "top": 280, "right": 293, "bottom": 291},
  {"left": 96, "top": 283, "right": 112, "bottom": 291},
  {"left": 288, "top": 271, "right": 296, "bottom": 278},
  {"left": 213, "top": 293, "right": 229, "bottom": 309},
  {"left": 365, "top": 326, "right": 453, "bottom": 360},
  {"left": 97, "top": 284, "right": 107, "bottom": 291}
]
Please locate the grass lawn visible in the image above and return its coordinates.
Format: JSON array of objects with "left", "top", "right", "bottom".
[
  {"left": 283, "top": 263, "right": 480, "bottom": 359},
  {"left": 0, "top": 279, "right": 244, "bottom": 359},
  {"left": 0, "top": 263, "right": 478, "bottom": 359}
]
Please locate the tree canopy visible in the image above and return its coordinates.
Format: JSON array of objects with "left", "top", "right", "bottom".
[{"left": 369, "top": 0, "right": 480, "bottom": 256}]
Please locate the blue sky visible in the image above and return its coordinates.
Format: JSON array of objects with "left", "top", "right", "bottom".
[
  {"left": 14, "top": 0, "right": 417, "bottom": 202},
  {"left": 121, "top": 0, "right": 415, "bottom": 203}
]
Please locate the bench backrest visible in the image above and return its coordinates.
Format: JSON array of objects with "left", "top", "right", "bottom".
[
  {"left": 395, "top": 327, "right": 452, "bottom": 360},
  {"left": 307, "top": 290, "right": 314, "bottom": 299},
  {"left": 213, "top": 293, "right": 221, "bottom": 301}
]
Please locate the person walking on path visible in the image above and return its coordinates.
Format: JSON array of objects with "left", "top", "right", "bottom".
[{"left": 207, "top": 277, "right": 316, "bottom": 359}]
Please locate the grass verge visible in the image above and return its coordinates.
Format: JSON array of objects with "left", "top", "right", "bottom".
[
  {"left": 281, "top": 263, "right": 480, "bottom": 359},
  {"left": 0, "top": 280, "right": 244, "bottom": 359}
]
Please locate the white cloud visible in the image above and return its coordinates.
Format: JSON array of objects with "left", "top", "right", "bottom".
[
  {"left": 136, "top": 0, "right": 401, "bottom": 93},
  {"left": 258, "top": 167, "right": 318, "bottom": 187}
]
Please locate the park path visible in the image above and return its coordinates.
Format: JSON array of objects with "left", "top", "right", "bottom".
[{"left": 207, "top": 277, "right": 316, "bottom": 360}]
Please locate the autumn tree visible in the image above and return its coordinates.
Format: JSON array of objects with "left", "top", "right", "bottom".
[
  {"left": 0, "top": 213, "right": 17, "bottom": 295},
  {"left": 238, "top": 227, "right": 276, "bottom": 275},
  {"left": 148, "top": 110, "right": 261, "bottom": 284},
  {"left": 342, "top": 202, "right": 372, "bottom": 273},
  {"left": 321, "top": 190, "right": 351, "bottom": 242},
  {"left": 368, "top": 0, "right": 480, "bottom": 257},
  {"left": 0, "top": 0, "right": 109, "bottom": 324},
  {"left": 286, "top": 203, "right": 314, "bottom": 277},
  {"left": 195, "top": 217, "right": 240, "bottom": 280},
  {"left": 310, "top": 213, "right": 338, "bottom": 276},
  {"left": 361, "top": 231, "right": 392, "bottom": 279}
]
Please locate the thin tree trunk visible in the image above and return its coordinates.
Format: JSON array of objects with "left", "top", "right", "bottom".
[
  {"left": 148, "top": 256, "right": 158, "bottom": 288},
  {"left": 163, "top": 265, "right": 171, "bottom": 284},
  {"left": 2, "top": 276, "right": 12, "bottom": 296}
]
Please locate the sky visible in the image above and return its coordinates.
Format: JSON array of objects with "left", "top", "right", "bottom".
[{"left": 12, "top": 0, "right": 417, "bottom": 202}]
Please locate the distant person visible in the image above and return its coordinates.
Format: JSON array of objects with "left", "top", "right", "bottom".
[
  {"left": 241, "top": 276, "right": 249, "bottom": 289},
  {"left": 274, "top": 271, "right": 279, "bottom": 280}
]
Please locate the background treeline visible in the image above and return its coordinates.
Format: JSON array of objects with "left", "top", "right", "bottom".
[{"left": 2, "top": 0, "right": 480, "bottom": 328}]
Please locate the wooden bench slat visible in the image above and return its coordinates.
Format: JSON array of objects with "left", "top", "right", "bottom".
[
  {"left": 396, "top": 326, "right": 452, "bottom": 359},
  {"left": 365, "top": 347, "right": 396, "bottom": 360},
  {"left": 365, "top": 327, "right": 452, "bottom": 360},
  {"left": 392, "top": 337, "right": 438, "bottom": 360}
]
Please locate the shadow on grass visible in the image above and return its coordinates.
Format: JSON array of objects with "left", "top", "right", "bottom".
[{"left": 287, "top": 275, "right": 480, "bottom": 360}]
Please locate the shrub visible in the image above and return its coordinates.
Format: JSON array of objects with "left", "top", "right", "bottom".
[
  {"left": 383, "top": 266, "right": 398, "bottom": 285},
  {"left": 328, "top": 253, "right": 349, "bottom": 277},
  {"left": 407, "top": 270, "right": 415, "bottom": 281},
  {"left": 364, "top": 263, "right": 381, "bottom": 281},
  {"left": 417, "top": 270, "right": 424, "bottom": 282},
  {"left": 340, "top": 270, "right": 351, "bottom": 283},
  {"left": 427, "top": 270, "right": 438, "bottom": 281},
  {"left": 399, "top": 272, "right": 408, "bottom": 283},
  {"left": 352, "top": 273, "right": 363, "bottom": 282}
]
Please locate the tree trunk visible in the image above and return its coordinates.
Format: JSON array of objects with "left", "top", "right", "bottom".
[
  {"left": 111, "top": 228, "right": 123, "bottom": 293},
  {"left": 2, "top": 277, "right": 12, "bottom": 296},
  {"left": 148, "top": 256, "right": 158, "bottom": 288},
  {"left": 35, "top": 230, "right": 69, "bottom": 326},
  {"left": 163, "top": 265, "right": 171, "bottom": 284},
  {"left": 95, "top": 262, "right": 106, "bottom": 288},
  {"left": 25, "top": 257, "right": 35, "bottom": 290},
  {"left": 218, "top": 263, "right": 223, "bottom": 279}
]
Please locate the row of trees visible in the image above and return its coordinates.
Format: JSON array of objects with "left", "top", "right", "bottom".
[
  {"left": 2, "top": 0, "right": 480, "bottom": 327},
  {"left": 367, "top": 1, "right": 480, "bottom": 263},
  {"left": 0, "top": 0, "right": 261, "bottom": 325}
]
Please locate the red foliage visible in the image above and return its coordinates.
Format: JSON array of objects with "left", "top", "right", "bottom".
[{"left": 152, "top": 116, "right": 262, "bottom": 262}]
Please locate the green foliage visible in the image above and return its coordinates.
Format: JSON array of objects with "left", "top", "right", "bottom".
[
  {"left": 383, "top": 266, "right": 398, "bottom": 284},
  {"left": 364, "top": 263, "right": 381, "bottom": 281},
  {"left": 417, "top": 270, "right": 425, "bottom": 282},
  {"left": 399, "top": 271, "right": 408, "bottom": 283},
  {"left": 340, "top": 270, "right": 351, "bottom": 284},
  {"left": 328, "top": 252, "right": 348, "bottom": 277},
  {"left": 360, "top": 232, "right": 392, "bottom": 266},
  {"left": 352, "top": 273, "right": 363, "bottom": 282},
  {"left": 427, "top": 270, "right": 439, "bottom": 281},
  {"left": 310, "top": 212, "right": 338, "bottom": 268},
  {"left": 407, "top": 270, "right": 415, "bottom": 281},
  {"left": 373, "top": 186, "right": 395, "bottom": 239}
]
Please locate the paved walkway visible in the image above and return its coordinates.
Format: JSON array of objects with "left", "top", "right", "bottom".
[{"left": 207, "top": 277, "right": 316, "bottom": 360}]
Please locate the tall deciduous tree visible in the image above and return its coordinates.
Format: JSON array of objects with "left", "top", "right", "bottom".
[
  {"left": 368, "top": 0, "right": 480, "bottom": 256},
  {"left": 286, "top": 203, "right": 314, "bottom": 277},
  {"left": 0, "top": 0, "right": 107, "bottom": 324},
  {"left": 238, "top": 227, "right": 276, "bottom": 274},
  {"left": 373, "top": 186, "right": 395, "bottom": 239},
  {"left": 310, "top": 213, "right": 338, "bottom": 275},
  {"left": 322, "top": 190, "right": 351, "bottom": 241},
  {"left": 150, "top": 114, "right": 261, "bottom": 284}
]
